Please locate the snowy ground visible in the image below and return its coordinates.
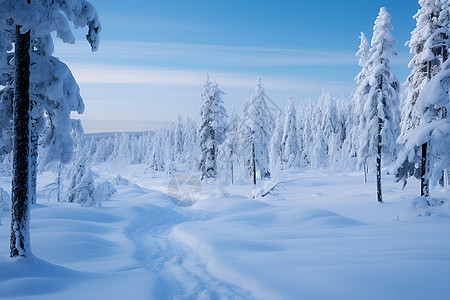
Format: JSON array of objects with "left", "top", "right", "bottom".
[{"left": 0, "top": 167, "right": 449, "bottom": 300}]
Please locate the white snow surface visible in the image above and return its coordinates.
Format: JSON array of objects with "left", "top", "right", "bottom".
[{"left": 0, "top": 167, "right": 449, "bottom": 300}]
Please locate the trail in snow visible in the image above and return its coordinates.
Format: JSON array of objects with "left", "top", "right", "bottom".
[{"left": 117, "top": 184, "right": 255, "bottom": 300}]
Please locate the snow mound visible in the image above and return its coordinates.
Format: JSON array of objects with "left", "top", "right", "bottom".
[
  {"left": 402, "top": 197, "right": 450, "bottom": 219},
  {"left": 0, "top": 257, "right": 87, "bottom": 299}
]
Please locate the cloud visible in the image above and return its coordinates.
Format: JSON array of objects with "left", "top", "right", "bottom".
[
  {"left": 69, "top": 63, "right": 355, "bottom": 92},
  {"left": 54, "top": 40, "right": 365, "bottom": 68}
]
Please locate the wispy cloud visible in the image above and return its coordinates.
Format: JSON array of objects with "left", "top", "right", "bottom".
[
  {"left": 54, "top": 40, "right": 365, "bottom": 68},
  {"left": 69, "top": 63, "right": 355, "bottom": 92}
]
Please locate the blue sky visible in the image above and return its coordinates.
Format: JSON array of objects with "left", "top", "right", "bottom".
[{"left": 58, "top": 0, "right": 421, "bottom": 132}]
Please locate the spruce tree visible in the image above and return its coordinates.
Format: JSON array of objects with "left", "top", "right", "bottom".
[
  {"left": 395, "top": 0, "right": 449, "bottom": 196},
  {"left": 0, "top": 0, "right": 100, "bottom": 258},
  {"left": 198, "top": 74, "right": 228, "bottom": 180},
  {"left": 281, "top": 96, "right": 300, "bottom": 168},
  {"left": 356, "top": 7, "right": 400, "bottom": 203},
  {"left": 241, "top": 78, "right": 271, "bottom": 184}
]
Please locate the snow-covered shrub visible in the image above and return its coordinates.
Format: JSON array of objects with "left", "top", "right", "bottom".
[
  {"left": 67, "top": 170, "right": 97, "bottom": 207},
  {"left": 67, "top": 156, "right": 98, "bottom": 207},
  {"left": 94, "top": 181, "right": 117, "bottom": 203},
  {"left": 112, "top": 174, "right": 129, "bottom": 186}
]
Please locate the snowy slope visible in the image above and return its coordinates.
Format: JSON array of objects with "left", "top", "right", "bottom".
[{"left": 0, "top": 168, "right": 449, "bottom": 299}]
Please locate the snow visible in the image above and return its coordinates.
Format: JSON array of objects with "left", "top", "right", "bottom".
[{"left": 1, "top": 167, "right": 449, "bottom": 299}]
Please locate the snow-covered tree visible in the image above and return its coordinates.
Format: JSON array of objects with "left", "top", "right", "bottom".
[
  {"left": 241, "top": 78, "right": 272, "bottom": 184},
  {"left": 174, "top": 114, "right": 185, "bottom": 165},
  {"left": 218, "top": 108, "right": 240, "bottom": 184},
  {"left": 281, "top": 96, "right": 300, "bottom": 168},
  {"left": 198, "top": 74, "right": 228, "bottom": 180},
  {"left": 396, "top": 0, "right": 449, "bottom": 196},
  {"left": 310, "top": 91, "right": 329, "bottom": 169},
  {"left": 356, "top": 7, "right": 400, "bottom": 202},
  {"left": 346, "top": 32, "right": 371, "bottom": 170},
  {"left": 395, "top": 59, "right": 450, "bottom": 191},
  {"left": 355, "top": 31, "right": 371, "bottom": 85},
  {"left": 67, "top": 159, "right": 97, "bottom": 207},
  {"left": 269, "top": 110, "right": 284, "bottom": 177},
  {"left": 0, "top": 0, "right": 100, "bottom": 258}
]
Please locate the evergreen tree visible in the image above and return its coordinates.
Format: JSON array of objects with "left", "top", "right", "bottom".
[
  {"left": 395, "top": 0, "right": 449, "bottom": 196},
  {"left": 356, "top": 7, "right": 400, "bottom": 202},
  {"left": 355, "top": 31, "right": 371, "bottom": 85},
  {"left": 0, "top": 0, "right": 100, "bottom": 258},
  {"left": 241, "top": 78, "right": 271, "bottom": 184},
  {"left": 269, "top": 110, "right": 284, "bottom": 177},
  {"left": 311, "top": 91, "right": 329, "bottom": 169},
  {"left": 218, "top": 108, "right": 240, "bottom": 184},
  {"left": 347, "top": 32, "right": 371, "bottom": 170},
  {"left": 395, "top": 59, "right": 449, "bottom": 190},
  {"left": 198, "top": 74, "right": 228, "bottom": 180},
  {"left": 281, "top": 96, "right": 300, "bottom": 168}
]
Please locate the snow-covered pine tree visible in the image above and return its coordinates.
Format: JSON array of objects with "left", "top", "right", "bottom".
[
  {"left": 356, "top": 7, "right": 400, "bottom": 203},
  {"left": 241, "top": 78, "right": 272, "bottom": 184},
  {"left": 198, "top": 74, "right": 228, "bottom": 180},
  {"left": 281, "top": 96, "right": 300, "bottom": 168},
  {"left": 174, "top": 114, "right": 185, "bottom": 166},
  {"left": 395, "top": 0, "right": 449, "bottom": 196},
  {"left": 269, "top": 110, "right": 284, "bottom": 178},
  {"left": 347, "top": 32, "right": 371, "bottom": 170},
  {"left": 0, "top": 0, "right": 100, "bottom": 258},
  {"left": 311, "top": 91, "right": 329, "bottom": 169},
  {"left": 218, "top": 108, "right": 240, "bottom": 184},
  {"left": 182, "top": 116, "right": 199, "bottom": 171},
  {"left": 395, "top": 59, "right": 449, "bottom": 191},
  {"left": 301, "top": 101, "right": 315, "bottom": 166},
  {"left": 355, "top": 32, "right": 371, "bottom": 85},
  {"left": 67, "top": 156, "right": 97, "bottom": 207}
]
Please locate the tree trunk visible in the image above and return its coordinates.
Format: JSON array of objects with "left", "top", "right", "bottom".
[
  {"left": 57, "top": 162, "right": 62, "bottom": 202},
  {"left": 376, "top": 117, "right": 383, "bottom": 203},
  {"left": 421, "top": 142, "right": 429, "bottom": 197},
  {"left": 364, "top": 164, "right": 367, "bottom": 184},
  {"left": 421, "top": 61, "right": 432, "bottom": 199},
  {"left": 252, "top": 142, "right": 256, "bottom": 186},
  {"left": 10, "top": 24, "right": 31, "bottom": 258}
]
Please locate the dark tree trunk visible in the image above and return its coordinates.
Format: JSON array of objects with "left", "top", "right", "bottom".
[
  {"left": 252, "top": 142, "right": 256, "bottom": 186},
  {"left": 57, "top": 162, "right": 62, "bottom": 202},
  {"left": 230, "top": 148, "right": 234, "bottom": 185},
  {"left": 10, "top": 24, "right": 31, "bottom": 258},
  {"left": 421, "top": 142, "right": 429, "bottom": 197},
  {"left": 376, "top": 117, "right": 383, "bottom": 203},
  {"left": 364, "top": 164, "right": 368, "bottom": 184},
  {"left": 421, "top": 61, "right": 432, "bottom": 198}
]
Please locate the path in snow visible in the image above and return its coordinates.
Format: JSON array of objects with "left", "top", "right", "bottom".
[{"left": 116, "top": 183, "right": 254, "bottom": 300}]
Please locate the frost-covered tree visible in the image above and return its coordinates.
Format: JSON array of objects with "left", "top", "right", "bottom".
[
  {"left": 0, "top": 0, "right": 100, "bottom": 258},
  {"left": 356, "top": 7, "right": 400, "bottom": 203},
  {"left": 301, "top": 102, "right": 315, "bottom": 166},
  {"left": 269, "top": 110, "right": 284, "bottom": 177},
  {"left": 218, "top": 108, "right": 240, "bottom": 184},
  {"left": 396, "top": 0, "right": 449, "bottom": 196},
  {"left": 174, "top": 114, "right": 185, "bottom": 165},
  {"left": 310, "top": 91, "right": 329, "bottom": 169},
  {"left": 241, "top": 78, "right": 272, "bottom": 184},
  {"left": 182, "top": 116, "right": 199, "bottom": 171},
  {"left": 281, "top": 96, "right": 300, "bottom": 168},
  {"left": 67, "top": 157, "right": 97, "bottom": 207},
  {"left": 395, "top": 59, "right": 450, "bottom": 192},
  {"left": 198, "top": 74, "right": 228, "bottom": 180},
  {"left": 355, "top": 32, "right": 371, "bottom": 85},
  {"left": 347, "top": 32, "right": 371, "bottom": 169}
]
